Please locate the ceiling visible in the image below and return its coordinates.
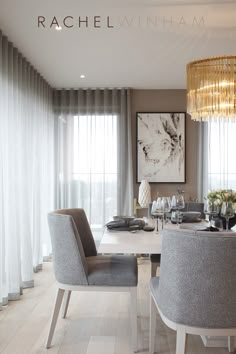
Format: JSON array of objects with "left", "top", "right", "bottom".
[{"left": 0, "top": 0, "right": 235, "bottom": 89}]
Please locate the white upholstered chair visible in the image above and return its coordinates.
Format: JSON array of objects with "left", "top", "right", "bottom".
[
  {"left": 46, "top": 208, "right": 138, "bottom": 351},
  {"left": 149, "top": 229, "right": 236, "bottom": 354}
]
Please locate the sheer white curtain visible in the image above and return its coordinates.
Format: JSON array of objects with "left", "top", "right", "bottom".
[
  {"left": 53, "top": 89, "right": 133, "bottom": 235},
  {"left": 198, "top": 119, "right": 236, "bottom": 200},
  {"left": 0, "top": 31, "right": 55, "bottom": 308},
  {"left": 208, "top": 120, "right": 236, "bottom": 190}
]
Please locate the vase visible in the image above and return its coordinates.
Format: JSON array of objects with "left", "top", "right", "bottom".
[{"left": 138, "top": 180, "right": 151, "bottom": 208}]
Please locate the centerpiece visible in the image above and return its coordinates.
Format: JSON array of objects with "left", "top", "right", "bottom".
[
  {"left": 207, "top": 189, "right": 236, "bottom": 207},
  {"left": 206, "top": 189, "right": 236, "bottom": 230}
]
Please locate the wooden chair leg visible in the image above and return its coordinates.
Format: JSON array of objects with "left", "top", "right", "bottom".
[
  {"left": 176, "top": 327, "right": 187, "bottom": 354},
  {"left": 61, "top": 290, "right": 71, "bottom": 318},
  {"left": 46, "top": 288, "right": 65, "bottom": 349},
  {"left": 130, "top": 287, "right": 138, "bottom": 352},
  {"left": 228, "top": 336, "right": 235, "bottom": 353},
  {"left": 149, "top": 295, "right": 157, "bottom": 354}
]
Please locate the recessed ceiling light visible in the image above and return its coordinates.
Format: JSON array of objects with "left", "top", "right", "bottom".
[
  {"left": 80, "top": 74, "right": 85, "bottom": 78},
  {"left": 55, "top": 26, "right": 62, "bottom": 31}
]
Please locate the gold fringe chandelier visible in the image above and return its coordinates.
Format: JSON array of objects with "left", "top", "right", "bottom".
[{"left": 187, "top": 55, "right": 236, "bottom": 121}]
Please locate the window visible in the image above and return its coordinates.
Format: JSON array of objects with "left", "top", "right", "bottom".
[
  {"left": 72, "top": 115, "right": 118, "bottom": 231},
  {"left": 208, "top": 120, "right": 236, "bottom": 190}
]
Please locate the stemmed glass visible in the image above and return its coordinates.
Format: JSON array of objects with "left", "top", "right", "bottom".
[
  {"left": 204, "top": 200, "right": 219, "bottom": 227},
  {"left": 221, "top": 202, "right": 235, "bottom": 231},
  {"left": 151, "top": 200, "right": 157, "bottom": 215},
  {"left": 171, "top": 195, "right": 185, "bottom": 224},
  {"left": 151, "top": 197, "right": 171, "bottom": 231},
  {"left": 155, "top": 197, "right": 163, "bottom": 215},
  {"left": 162, "top": 197, "right": 171, "bottom": 224},
  {"left": 155, "top": 197, "right": 164, "bottom": 230}
]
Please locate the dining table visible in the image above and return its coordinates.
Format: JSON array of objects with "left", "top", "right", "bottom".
[
  {"left": 98, "top": 219, "right": 208, "bottom": 255},
  {"left": 98, "top": 227, "right": 162, "bottom": 254}
]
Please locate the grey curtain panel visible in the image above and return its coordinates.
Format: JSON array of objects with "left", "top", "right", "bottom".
[
  {"left": 53, "top": 89, "right": 133, "bottom": 218},
  {"left": 197, "top": 122, "right": 208, "bottom": 202},
  {"left": 0, "top": 30, "right": 55, "bottom": 308}
]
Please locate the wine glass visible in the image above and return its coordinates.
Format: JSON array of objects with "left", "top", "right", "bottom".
[
  {"left": 162, "top": 197, "right": 171, "bottom": 224},
  {"left": 171, "top": 195, "right": 185, "bottom": 210},
  {"left": 155, "top": 197, "right": 164, "bottom": 230},
  {"left": 221, "top": 202, "right": 235, "bottom": 231},
  {"left": 176, "top": 195, "right": 185, "bottom": 224},
  {"left": 155, "top": 197, "right": 163, "bottom": 215},
  {"left": 171, "top": 195, "right": 178, "bottom": 224},
  {"left": 171, "top": 195, "right": 185, "bottom": 224},
  {"left": 177, "top": 195, "right": 185, "bottom": 209},
  {"left": 204, "top": 200, "right": 219, "bottom": 227},
  {"left": 151, "top": 201, "right": 157, "bottom": 215}
]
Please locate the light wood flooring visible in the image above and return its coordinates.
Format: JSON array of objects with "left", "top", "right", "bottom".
[{"left": 0, "top": 260, "right": 232, "bottom": 354}]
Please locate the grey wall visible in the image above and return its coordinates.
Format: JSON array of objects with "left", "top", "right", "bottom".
[{"left": 130, "top": 89, "right": 199, "bottom": 202}]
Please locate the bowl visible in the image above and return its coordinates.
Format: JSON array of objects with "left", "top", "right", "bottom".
[{"left": 113, "top": 216, "right": 135, "bottom": 221}]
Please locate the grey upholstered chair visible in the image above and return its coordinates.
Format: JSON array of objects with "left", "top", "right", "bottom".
[
  {"left": 46, "top": 208, "right": 138, "bottom": 351},
  {"left": 182, "top": 201, "right": 205, "bottom": 218},
  {"left": 150, "top": 202, "right": 204, "bottom": 277},
  {"left": 149, "top": 229, "right": 236, "bottom": 354}
]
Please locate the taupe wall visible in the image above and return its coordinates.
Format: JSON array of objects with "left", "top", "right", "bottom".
[{"left": 130, "top": 89, "right": 199, "bottom": 202}]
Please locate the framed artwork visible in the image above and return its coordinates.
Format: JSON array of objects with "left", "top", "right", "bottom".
[{"left": 136, "top": 112, "right": 186, "bottom": 183}]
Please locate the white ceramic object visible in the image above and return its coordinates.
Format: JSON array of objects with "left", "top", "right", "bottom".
[{"left": 138, "top": 180, "right": 151, "bottom": 207}]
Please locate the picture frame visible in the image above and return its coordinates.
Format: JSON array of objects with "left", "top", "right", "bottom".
[{"left": 136, "top": 112, "right": 186, "bottom": 183}]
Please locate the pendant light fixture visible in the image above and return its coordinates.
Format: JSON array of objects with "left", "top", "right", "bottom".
[{"left": 187, "top": 55, "right": 236, "bottom": 121}]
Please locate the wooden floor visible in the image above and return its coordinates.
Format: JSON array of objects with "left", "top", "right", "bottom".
[{"left": 0, "top": 260, "right": 231, "bottom": 354}]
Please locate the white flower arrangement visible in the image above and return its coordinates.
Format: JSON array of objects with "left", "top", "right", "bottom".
[{"left": 207, "top": 189, "right": 236, "bottom": 207}]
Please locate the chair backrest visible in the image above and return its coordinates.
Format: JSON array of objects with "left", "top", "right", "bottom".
[
  {"left": 157, "top": 229, "right": 236, "bottom": 328},
  {"left": 149, "top": 201, "right": 205, "bottom": 218},
  {"left": 48, "top": 209, "right": 97, "bottom": 286},
  {"left": 54, "top": 208, "right": 97, "bottom": 257},
  {"left": 183, "top": 201, "right": 204, "bottom": 218}
]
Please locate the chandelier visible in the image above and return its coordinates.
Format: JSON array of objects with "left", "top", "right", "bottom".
[{"left": 187, "top": 55, "right": 236, "bottom": 121}]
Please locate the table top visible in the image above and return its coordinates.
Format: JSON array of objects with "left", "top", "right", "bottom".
[
  {"left": 98, "top": 220, "right": 209, "bottom": 254},
  {"left": 98, "top": 228, "right": 161, "bottom": 254}
]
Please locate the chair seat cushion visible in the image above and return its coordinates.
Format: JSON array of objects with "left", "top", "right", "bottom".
[
  {"left": 150, "top": 254, "right": 161, "bottom": 263},
  {"left": 87, "top": 255, "right": 137, "bottom": 286}
]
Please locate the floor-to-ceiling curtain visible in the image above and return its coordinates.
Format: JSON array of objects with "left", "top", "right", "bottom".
[
  {"left": 53, "top": 89, "right": 133, "bottom": 237},
  {"left": 197, "top": 122, "right": 208, "bottom": 202},
  {"left": 197, "top": 119, "right": 236, "bottom": 200},
  {"left": 208, "top": 120, "right": 236, "bottom": 190},
  {"left": 0, "top": 30, "right": 55, "bottom": 308}
]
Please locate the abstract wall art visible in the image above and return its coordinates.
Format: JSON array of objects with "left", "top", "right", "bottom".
[{"left": 136, "top": 112, "right": 186, "bottom": 183}]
